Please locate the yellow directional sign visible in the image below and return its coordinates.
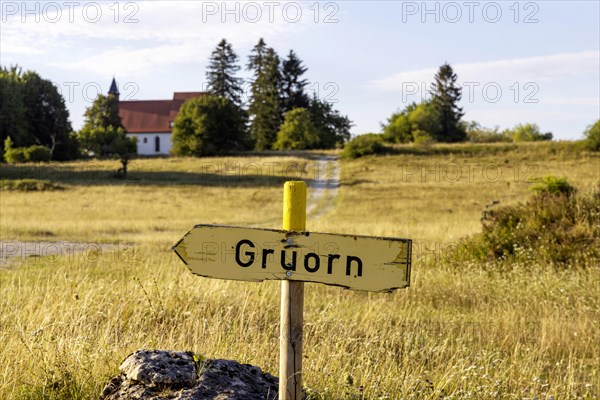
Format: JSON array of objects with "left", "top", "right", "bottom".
[{"left": 173, "top": 224, "right": 411, "bottom": 292}]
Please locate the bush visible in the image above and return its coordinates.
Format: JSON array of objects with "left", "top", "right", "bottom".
[
  {"left": 341, "top": 133, "right": 388, "bottom": 159},
  {"left": 582, "top": 120, "right": 599, "bottom": 151},
  {"left": 273, "top": 108, "right": 319, "bottom": 150},
  {"left": 0, "top": 179, "right": 63, "bottom": 191},
  {"left": 504, "top": 123, "right": 553, "bottom": 142},
  {"left": 463, "top": 121, "right": 512, "bottom": 143},
  {"left": 4, "top": 146, "right": 28, "bottom": 163},
  {"left": 530, "top": 175, "right": 576, "bottom": 197},
  {"left": 450, "top": 180, "right": 599, "bottom": 269},
  {"left": 24, "top": 145, "right": 51, "bottom": 162},
  {"left": 3, "top": 137, "right": 51, "bottom": 163}
]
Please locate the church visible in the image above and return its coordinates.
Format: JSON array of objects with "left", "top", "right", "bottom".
[{"left": 108, "top": 78, "right": 204, "bottom": 156}]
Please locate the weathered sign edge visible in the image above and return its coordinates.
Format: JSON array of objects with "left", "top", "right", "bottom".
[
  {"left": 171, "top": 224, "right": 412, "bottom": 293},
  {"left": 171, "top": 224, "right": 412, "bottom": 247}
]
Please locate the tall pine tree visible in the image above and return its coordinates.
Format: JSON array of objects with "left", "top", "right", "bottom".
[
  {"left": 280, "top": 50, "right": 309, "bottom": 113},
  {"left": 429, "top": 63, "right": 466, "bottom": 142},
  {"left": 206, "top": 39, "right": 243, "bottom": 105},
  {"left": 246, "top": 38, "right": 267, "bottom": 77},
  {"left": 247, "top": 42, "right": 282, "bottom": 150}
]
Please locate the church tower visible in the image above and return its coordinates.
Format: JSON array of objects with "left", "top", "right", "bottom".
[{"left": 108, "top": 77, "right": 120, "bottom": 100}]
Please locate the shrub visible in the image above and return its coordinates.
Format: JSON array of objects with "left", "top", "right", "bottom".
[
  {"left": 273, "top": 108, "right": 319, "bottom": 150},
  {"left": 24, "top": 145, "right": 51, "bottom": 162},
  {"left": 504, "top": 123, "right": 553, "bottom": 142},
  {"left": 530, "top": 175, "right": 576, "bottom": 197},
  {"left": 4, "top": 147, "right": 28, "bottom": 163},
  {"left": 582, "top": 120, "right": 599, "bottom": 151},
  {"left": 0, "top": 179, "right": 63, "bottom": 191},
  {"left": 450, "top": 181, "right": 599, "bottom": 269},
  {"left": 341, "top": 133, "right": 388, "bottom": 159},
  {"left": 3, "top": 137, "right": 25, "bottom": 163},
  {"left": 3, "top": 137, "right": 51, "bottom": 163}
]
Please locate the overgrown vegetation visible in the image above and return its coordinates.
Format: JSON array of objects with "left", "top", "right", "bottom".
[
  {"left": 582, "top": 119, "right": 600, "bottom": 151},
  {"left": 1, "top": 142, "right": 598, "bottom": 399},
  {"left": 3, "top": 137, "right": 52, "bottom": 163},
  {"left": 0, "top": 178, "right": 63, "bottom": 191},
  {"left": 340, "top": 133, "right": 389, "bottom": 159},
  {"left": 449, "top": 176, "right": 598, "bottom": 269}
]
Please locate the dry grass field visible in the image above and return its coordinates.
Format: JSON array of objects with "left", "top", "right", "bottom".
[{"left": 0, "top": 142, "right": 598, "bottom": 399}]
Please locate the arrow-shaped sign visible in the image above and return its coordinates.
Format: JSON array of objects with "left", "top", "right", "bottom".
[{"left": 173, "top": 224, "right": 411, "bottom": 292}]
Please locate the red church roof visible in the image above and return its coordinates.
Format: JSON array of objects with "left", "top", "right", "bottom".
[{"left": 119, "top": 92, "right": 204, "bottom": 134}]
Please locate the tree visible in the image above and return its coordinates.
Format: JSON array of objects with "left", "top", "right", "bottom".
[
  {"left": 273, "top": 108, "right": 319, "bottom": 150},
  {"left": 20, "top": 70, "right": 78, "bottom": 160},
  {"left": 505, "top": 123, "right": 552, "bottom": 142},
  {"left": 206, "top": 39, "right": 244, "bottom": 105},
  {"left": 77, "top": 93, "right": 135, "bottom": 177},
  {"left": 81, "top": 93, "right": 122, "bottom": 131},
  {"left": 171, "top": 95, "right": 248, "bottom": 156},
  {"left": 0, "top": 66, "right": 27, "bottom": 158},
  {"left": 582, "top": 120, "right": 599, "bottom": 151},
  {"left": 429, "top": 63, "right": 466, "bottom": 142},
  {"left": 381, "top": 102, "right": 440, "bottom": 144},
  {"left": 408, "top": 102, "right": 442, "bottom": 143},
  {"left": 0, "top": 65, "right": 78, "bottom": 160},
  {"left": 280, "top": 50, "right": 310, "bottom": 113},
  {"left": 246, "top": 38, "right": 268, "bottom": 77},
  {"left": 308, "top": 95, "right": 352, "bottom": 148},
  {"left": 247, "top": 45, "right": 282, "bottom": 150},
  {"left": 382, "top": 103, "right": 418, "bottom": 143}
]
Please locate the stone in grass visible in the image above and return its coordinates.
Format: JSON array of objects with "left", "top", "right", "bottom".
[{"left": 101, "top": 349, "right": 279, "bottom": 400}]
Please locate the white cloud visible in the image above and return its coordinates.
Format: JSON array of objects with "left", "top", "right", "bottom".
[
  {"left": 368, "top": 51, "right": 600, "bottom": 91},
  {"left": 543, "top": 97, "right": 599, "bottom": 106},
  {"left": 0, "top": 1, "right": 313, "bottom": 74}
]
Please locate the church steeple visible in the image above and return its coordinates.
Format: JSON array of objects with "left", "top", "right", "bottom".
[{"left": 108, "top": 77, "right": 120, "bottom": 99}]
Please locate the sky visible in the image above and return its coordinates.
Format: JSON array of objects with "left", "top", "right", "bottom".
[{"left": 1, "top": 0, "right": 599, "bottom": 140}]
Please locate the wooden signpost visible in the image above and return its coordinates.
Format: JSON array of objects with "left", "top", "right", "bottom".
[{"left": 173, "top": 181, "right": 412, "bottom": 399}]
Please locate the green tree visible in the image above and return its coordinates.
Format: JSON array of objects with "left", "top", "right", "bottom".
[
  {"left": 246, "top": 38, "right": 268, "bottom": 77},
  {"left": 0, "top": 65, "right": 78, "bottom": 160},
  {"left": 0, "top": 67, "right": 27, "bottom": 153},
  {"left": 408, "top": 102, "right": 441, "bottom": 143},
  {"left": 77, "top": 93, "right": 135, "bottom": 176},
  {"left": 582, "top": 120, "right": 600, "bottom": 151},
  {"left": 273, "top": 108, "right": 319, "bottom": 150},
  {"left": 20, "top": 71, "right": 78, "bottom": 160},
  {"left": 171, "top": 95, "right": 248, "bottom": 156},
  {"left": 206, "top": 39, "right": 244, "bottom": 105},
  {"left": 429, "top": 63, "right": 466, "bottom": 142},
  {"left": 308, "top": 95, "right": 352, "bottom": 148},
  {"left": 463, "top": 121, "right": 511, "bottom": 143},
  {"left": 280, "top": 50, "right": 310, "bottom": 113},
  {"left": 81, "top": 94, "right": 122, "bottom": 131},
  {"left": 505, "top": 123, "right": 552, "bottom": 142},
  {"left": 247, "top": 44, "right": 282, "bottom": 150},
  {"left": 382, "top": 103, "right": 418, "bottom": 143},
  {"left": 382, "top": 102, "right": 440, "bottom": 144}
]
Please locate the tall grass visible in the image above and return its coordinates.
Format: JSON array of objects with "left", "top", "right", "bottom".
[{"left": 1, "top": 143, "right": 599, "bottom": 399}]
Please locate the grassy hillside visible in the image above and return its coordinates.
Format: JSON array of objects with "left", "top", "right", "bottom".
[{"left": 0, "top": 142, "right": 598, "bottom": 399}]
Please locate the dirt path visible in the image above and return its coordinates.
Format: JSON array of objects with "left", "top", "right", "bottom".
[{"left": 306, "top": 154, "right": 340, "bottom": 220}]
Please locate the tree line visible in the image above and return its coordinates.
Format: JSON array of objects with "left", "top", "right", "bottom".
[
  {"left": 171, "top": 38, "right": 352, "bottom": 156},
  {"left": 380, "top": 63, "right": 555, "bottom": 145},
  {"left": 0, "top": 66, "right": 78, "bottom": 162}
]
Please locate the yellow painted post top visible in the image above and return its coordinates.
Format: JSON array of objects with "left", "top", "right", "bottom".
[{"left": 283, "top": 181, "right": 307, "bottom": 231}]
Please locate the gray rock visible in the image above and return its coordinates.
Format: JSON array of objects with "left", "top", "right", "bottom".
[{"left": 101, "top": 349, "right": 279, "bottom": 400}]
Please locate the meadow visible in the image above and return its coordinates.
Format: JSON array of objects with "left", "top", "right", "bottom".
[{"left": 0, "top": 142, "right": 598, "bottom": 399}]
